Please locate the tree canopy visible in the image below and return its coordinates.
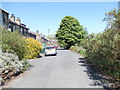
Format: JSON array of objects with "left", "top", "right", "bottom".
[{"left": 56, "top": 16, "right": 86, "bottom": 49}]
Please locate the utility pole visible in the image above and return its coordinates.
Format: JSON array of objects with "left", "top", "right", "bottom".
[
  {"left": 118, "top": 1, "right": 120, "bottom": 12},
  {"left": 48, "top": 29, "right": 50, "bottom": 36}
]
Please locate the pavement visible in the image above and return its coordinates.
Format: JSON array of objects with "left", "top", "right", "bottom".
[{"left": 2, "top": 50, "right": 104, "bottom": 88}]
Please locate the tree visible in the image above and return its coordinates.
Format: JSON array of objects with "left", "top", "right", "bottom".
[
  {"left": 103, "top": 9, "right": 120, "bottom": 30},
  {"left": 103, "top": 9, "right": 120, "bottom": 60},
  {"left": 56, "top": 16, "right": 86, "bottom": 49}
]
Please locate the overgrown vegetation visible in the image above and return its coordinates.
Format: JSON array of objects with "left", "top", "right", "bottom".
[
  {"left": 56, "top": 16, "right": 87, "bottom": 49},
  {"left": 0, "top": 51, "right": 29, "bottom": 85},
  {"left": 1, "top": 29, "right": 42, "bottom": 60},
  {"left": 0, "top": 28, "right": 42, "bottom": 85},
  {"left": 82, "top": 30, "right": 120, "bottom": 81},
  {"left": 1, "top": 29, "right": 27, "bottom": 60},
  {"left": 70, "top": 45, "right": 86, "bottom": 56},
  {"left": 70, "top": 9, "right": 120, "bottom": 87}
]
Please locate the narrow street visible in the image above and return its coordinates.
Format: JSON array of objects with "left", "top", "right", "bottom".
[{"left": 3, "top": 50, "right": 104, "bottom": 88}]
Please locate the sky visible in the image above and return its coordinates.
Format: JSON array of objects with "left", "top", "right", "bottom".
[{"left": 1, "top": 2, "right": 118, "bottom": 36}]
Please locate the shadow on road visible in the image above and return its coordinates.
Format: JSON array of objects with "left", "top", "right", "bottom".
[
  {"left": 45, "top": 54, "right": 57, "bottom": 57},
  {"left": 78, "top": 57, "right": 106, "bottom": 87}
]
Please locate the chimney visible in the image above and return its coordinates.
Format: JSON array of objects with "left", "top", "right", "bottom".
[
  {"left": 16, "top": 17, "right": 21, "bottom": 25},
  {"left": 10, "top": 14, "right": 15, "bottom": 22}
]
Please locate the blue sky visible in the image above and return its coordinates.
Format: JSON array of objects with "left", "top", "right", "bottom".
[{"left": 2, "top": 2, "right": 118, "bottom": 36}]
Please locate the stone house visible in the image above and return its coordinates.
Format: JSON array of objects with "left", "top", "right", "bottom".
[
  {"left": 28, "top": 30, "right": 50, "bottom": 45},
  {"left": 0, "top": 8, "right": 29, "bottom": 37},
  {"left": 0, "top": 8, "right": 50, "bottom": 44},
  {"left": 8, "top": 14, "right": 29, "bottom": 37},
  {"left": 27, "top": 31, "right": 36, "bottom": 40},
  {"left": 28, "top": 30, "right": 43, "bottom": 43},
  {"left": 0, "top": 8, "right": 9, "bottom": 28}
]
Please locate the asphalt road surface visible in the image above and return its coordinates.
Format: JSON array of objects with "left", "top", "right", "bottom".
[{"left": 3, "top": 50, "right": 104, "bottom": 88}]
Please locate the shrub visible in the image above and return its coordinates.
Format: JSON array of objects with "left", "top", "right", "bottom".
[
  {"left": 0, "top": 51, "right": 29, "bottom": 85},
  {"left": 24, "top": 38, "right": 42, "bottom": 59},
  {"left": 1, "top": 29, "right": 27, "bottom": 60},
  {"left": 70, "top": 45, "right": 86, "bottom": 56},
  {"left": 70, "top": 30, "right": 120, "bottom": 83},
  {"left": 70, "top": 8, "right": 120, "bottom": 87},
  {"left": 70, "top": 46, "right": 78, "bottom": 52},
  {"left": 82, "top": 29, "right": 120, "bottom": 82},
  {"left": 77, "top": 49, "right": 86, "bottom": 56}
]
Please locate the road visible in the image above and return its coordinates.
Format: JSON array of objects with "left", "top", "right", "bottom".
[{"left": 3, "top": 50, "right": 104, "bottom": 88}]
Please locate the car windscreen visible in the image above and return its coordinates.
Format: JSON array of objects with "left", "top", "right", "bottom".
[{"left": 46, "top": 47, "right": 54, "bottom": 49}]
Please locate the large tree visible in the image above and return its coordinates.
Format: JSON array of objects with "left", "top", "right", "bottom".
[{"left": 56, "top": 16, "right": 86, "bottom": 49}]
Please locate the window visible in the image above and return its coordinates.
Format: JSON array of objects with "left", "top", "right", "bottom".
[
  {"left": 13, "top": 25, "right": 15, "bottom": 32},
  {"left": 0, "top": 12, "right": 2, "bottom": 26}
]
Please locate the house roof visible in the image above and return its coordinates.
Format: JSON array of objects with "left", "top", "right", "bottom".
[
  {"left": 9, "top": 19, "right": 29, "bottom": 30},
  {"left": 28, "top": 31, "right": 36, "bottom": 35},
  {"left": 0, "top": 8, "right": 9, "bottom": 14}
]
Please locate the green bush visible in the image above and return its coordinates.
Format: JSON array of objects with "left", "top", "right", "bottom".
[
  {"left": 77, "top": 49, "right": 86, "bottom": 56},
  {"left": 70, "top": 9, "right": 120, "bottom": 83},
  {"left": 71, "top": 29, "right": 120, "bottom": 83},
  {"left": 70, "top": 46, "right": 78, "bottom": 52},
  {"left": 81, "top": 29, "right": 120, "bottom": 82},
  {"left": 1, "top": 28, "right": 42, "bottom": 60},
  {"left": 1, "top": 29, "right": 27, "bottom": 60},
  {"left": 70, "top": 45, "right": 86, "bottom": 56}
]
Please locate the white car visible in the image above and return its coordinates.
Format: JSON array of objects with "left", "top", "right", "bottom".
[{"left": 44, "top": 46, "right": 57, "bottom": 56}]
